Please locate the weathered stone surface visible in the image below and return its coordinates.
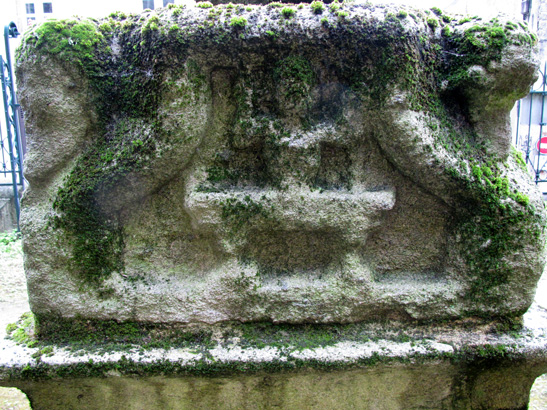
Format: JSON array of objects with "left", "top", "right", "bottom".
[{"left": 16, "top": 3, "right": 546, "bottom": 328}]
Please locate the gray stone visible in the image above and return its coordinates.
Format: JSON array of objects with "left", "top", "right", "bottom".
[
  {"left": 15, "top": 3, "right": 547, "bottom": 329},
  {"left": 0, "top": 187, "right": 19, "bottom": 233}
]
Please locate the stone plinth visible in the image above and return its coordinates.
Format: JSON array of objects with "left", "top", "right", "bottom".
[{"left": 1, "top": 301, "right": 547, "bottom": 409}]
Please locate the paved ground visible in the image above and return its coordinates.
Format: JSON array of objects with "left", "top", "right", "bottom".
[{"left": 1, "top": 238, "right": 547, "bottom": 409}]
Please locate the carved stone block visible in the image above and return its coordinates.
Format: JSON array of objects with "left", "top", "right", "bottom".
[{"left": 16, "top": 4, "right": 546, "bottom": 328}]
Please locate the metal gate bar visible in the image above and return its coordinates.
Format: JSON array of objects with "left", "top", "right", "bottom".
[
  {"left": 515, "top": 62, "right": 547, "bottom": 196},
  {"left": 0, "top": 22, "right": 24, "bottom": 230}
]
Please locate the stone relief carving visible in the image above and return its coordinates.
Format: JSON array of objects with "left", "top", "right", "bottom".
[{"left": 16, "top": 4, "right": 546, "bottom": 328}]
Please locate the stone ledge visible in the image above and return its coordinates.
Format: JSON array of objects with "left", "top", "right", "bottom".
[
  {"left": 2, "top": 301, "right": 547, "bottom": 380},
  {"left": 1, "top": 303, "right": 547, "bottom": 409}
]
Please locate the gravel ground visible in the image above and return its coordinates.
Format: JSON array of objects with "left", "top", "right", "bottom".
[
  {"left": 0, "top": 387, "right": 31, "bottom": 410},
  {"left": 1, "top": 238, "right": 547, "bottom": 409},
  {"left": 529, "top": 272, "right": 547, "bottom": 410},
  {"left": 0, "top": 241, "right": 29, "bottom": 340},
  {"left": 531, "top": 374, "right": 547, "bottom": 410},
  {"left": 0, "top": 238, "right": 31, "bottom": 409}
]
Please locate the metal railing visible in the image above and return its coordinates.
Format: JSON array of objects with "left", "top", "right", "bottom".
[
  {"left": 0, "top": 22, "right": 25, "bottom": 230},
  {"left": 515, "top": 62, "right": 547, "bottom": 196}
]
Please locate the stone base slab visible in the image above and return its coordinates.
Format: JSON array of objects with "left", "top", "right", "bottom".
[{"left": 2, "top": 302, "right": 547, "bottom": 409}]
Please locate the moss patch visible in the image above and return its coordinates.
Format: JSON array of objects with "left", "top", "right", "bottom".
[
  {"left": 31, "top": 19, "right": 105, "bottom": 73},
  {"left": 274, "top": 55, "right": 315, "bottom": 104},
  {"left": 449, "top": 162, "right": 542, "bottom": 302}
]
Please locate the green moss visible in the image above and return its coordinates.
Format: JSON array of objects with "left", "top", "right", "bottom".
[
  {"left": 172, "top": 7, "right": 182, "bottom": 17},
  {"left": 221, "top": 195, "right": 272, "bottom": 230},
  {"left": 486, "top": 26, "right": 507, "bottom": 48},
  {"left": 31, "top": 19, "right": 104, "bottom": 72},
  {"left": 22, "top": 20, "right": 155, "bottom": 286},
  {"left": 10, "top": 344, "right": 522, "bottom": 381},
  {"left": 406, "top": 17, "right": 543, "bottom": 302},
  {"left": 471, "top": 164, "right": 483, "bottom": 179},
  {"left": 229, "top": 16, "right": 247, "bottom": 28},
  {"left": 31, "top": 13, "right": 221, "bottom": 287},
  {"left": 50, "top": 116, "right": 163, "bottom": 284},
  {"left": 5, "top": 313, "right": 531, "bottom": 382},
  {"left": 0, "top": 230, "right": 22, "bottom": 254},
  {"left": 329, "top": 2, "right": 340, "bottom": 12},
  {"left": 337, "top": 11, "right": 349, "bottom": 19},
  {"left": 274, "top": 55, "right": 315, "bottom": 103},
  {"left": 6, "top": 312, "right": 35, "bottom": 346},
  {"left": 31, "top": 346, "right": 55, "bottom": 360},
  {"left": 98, "top": 22, "right": 113, "bottom": 33},
  {"left": 20, "top": 7, "right": 540, "bottom": 310},
  {"left": 396, "top": 10, "right": 407, "bottom": 19},
  {"left": 481, "top": 165, "right": 493, "bottom": 178},
  {"left": 28, "top": 314, "right": 216, "bottom": 352},
  {"left": 514, "top": 192, "right": 529, "bottom": 206},
  {"left": 427, "top": 17, "right": 438, "bottom": 29},
  {"left": 6, "top": 322, "right": 17, "bottom": 334},
  {"left": 109, "top": 11, "right": 127, "bottom": 20},
  {"left": 430, "top": 7, "right": 442, "bottom": 16},
  {"left": 27, "top": 312, "right": 521, "bottom": 351},
  {"left": 141, "top": 15, "right": 160, "bottom": 34},
  {"left": 439, "top": 21, "right": 518, "bottom": 91},
  {"left": 203, "top": 164, "right": 234, "bottom": 186},
  {"left": 505, "top": 21, "right": 518, "bottom": 31},
  {"left": 281, "top": 7, "right": 296, "bottom": 18},
  {"left": 447, "top": 161, "right": 542, "bottom": 301},
  {"left": 310, "top": 1, "right": 325, "bottom": 14},
  {"left": 196, "top": 1, "right": 213, "bottom": 8},
  {"left": 511, "top": 147, "right": 528, "bottom": 172}
]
